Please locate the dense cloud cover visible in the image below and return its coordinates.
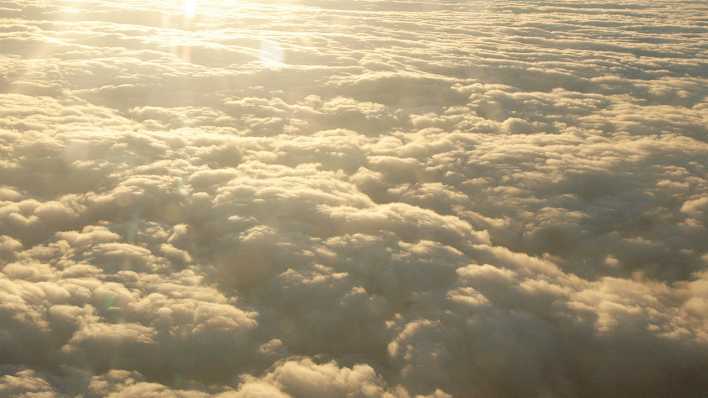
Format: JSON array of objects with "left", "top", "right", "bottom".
[{"left": 1, "top": 0, "right": 708, "bottom": 396}]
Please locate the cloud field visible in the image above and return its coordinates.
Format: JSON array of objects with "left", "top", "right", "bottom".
[{"left": 1, "top": 0, "right": 707, "bottom": 396}]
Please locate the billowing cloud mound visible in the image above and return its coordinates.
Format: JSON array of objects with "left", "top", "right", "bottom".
[{"left": 1, "top": 0, "right": 708, "bottom": 396}]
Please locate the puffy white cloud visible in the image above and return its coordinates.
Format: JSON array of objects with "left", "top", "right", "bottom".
[
  {"left": 1, "top": 0, "right": 707, "bottom": 397},
  {"left": 233, "top": 358, "right": 400, "bottom": 398}
]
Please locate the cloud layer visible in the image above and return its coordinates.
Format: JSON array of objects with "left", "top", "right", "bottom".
[{"left": 1, "top": 0, "right": 707, "bottom": 396}]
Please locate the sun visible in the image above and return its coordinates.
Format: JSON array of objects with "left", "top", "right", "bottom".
[{"left": 183, "top": 0, "right": 198, "bottom": 18}]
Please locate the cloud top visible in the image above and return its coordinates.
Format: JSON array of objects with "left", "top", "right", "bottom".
[{"left": 1, "top": 0, "right": 707, "bottom": 396}]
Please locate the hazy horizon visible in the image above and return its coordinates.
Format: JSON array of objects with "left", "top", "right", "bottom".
[{"left": 1, "top": 1, "right": 707, "bottom": 397}]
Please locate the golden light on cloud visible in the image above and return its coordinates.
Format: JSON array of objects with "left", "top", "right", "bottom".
[
  {"left": 61, "top": 7, "right": 81, "bottom": 14},
  {"left": 1, "top": 0, "right": 708, "bottom": 397}
]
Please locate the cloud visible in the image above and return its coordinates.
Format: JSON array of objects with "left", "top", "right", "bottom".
[{"left": 0, "top": 0, "right": 707, "bottom": 397}]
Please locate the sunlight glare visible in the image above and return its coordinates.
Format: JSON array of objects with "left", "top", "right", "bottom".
[
  {"left": 183, "top": 0, "right": 198, "bottom": 18},
  {"left": 260, "top": 39, "right": 285, "bottom": 69}
]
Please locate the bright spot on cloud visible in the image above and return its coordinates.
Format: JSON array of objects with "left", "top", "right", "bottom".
[
  {"left": 183, "top": 0, "right": 198, "bottom": 18},
  {"left": 259, "top": 39, "right": 284, "bottom": 69}
]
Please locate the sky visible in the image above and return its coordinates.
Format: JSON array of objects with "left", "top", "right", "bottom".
[{"left": 0, "top": 0, "right": 707, "bottom": 397}]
